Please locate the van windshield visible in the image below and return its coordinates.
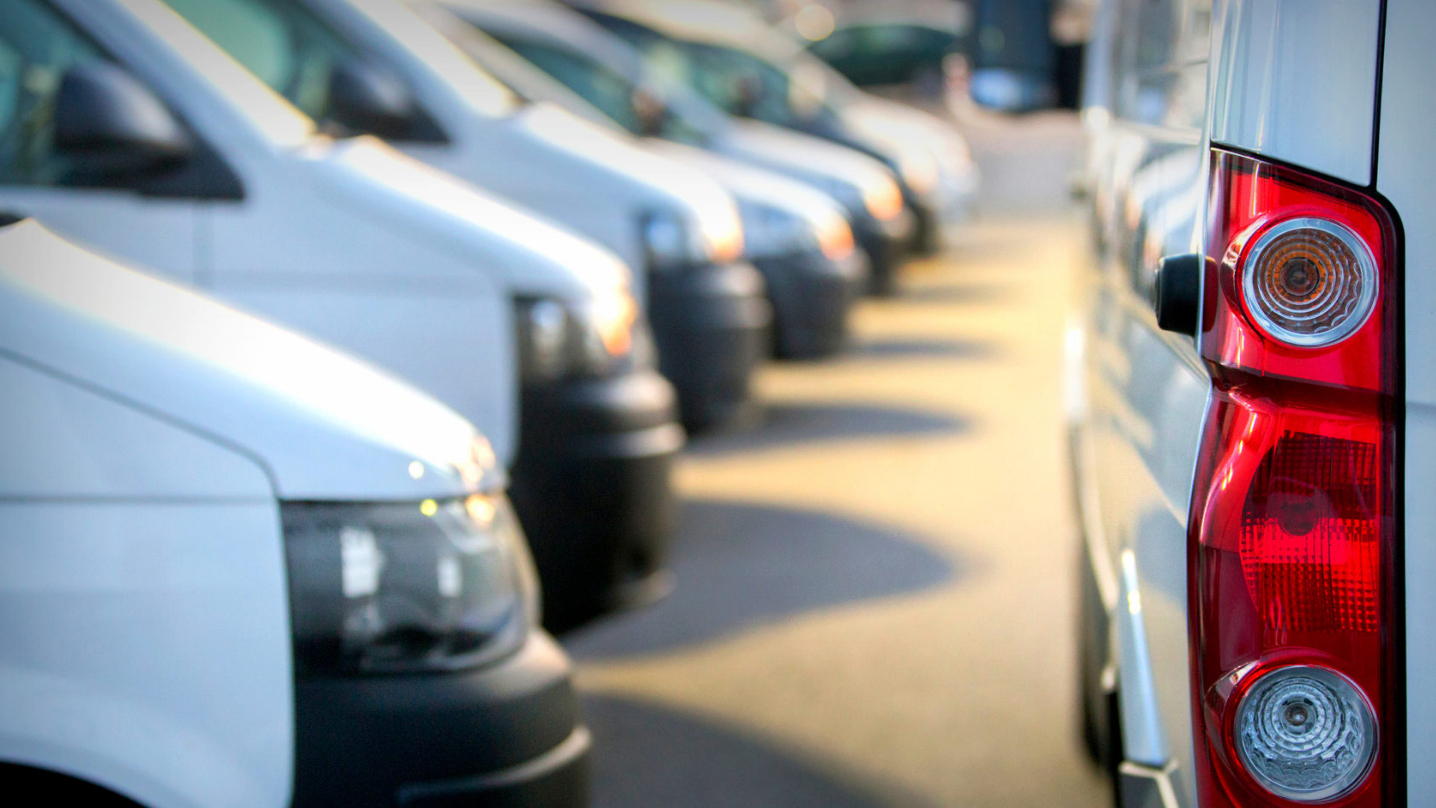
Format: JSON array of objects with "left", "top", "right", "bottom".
[
  {"left": 158, "top": 0, "right": 520, "bottom": 134},
  {"left": 600, "top": 21, "right": 846, "bottom": 130},
  {"left": 160, "top": 0, "right": 356, "bottom": 126},
  {"left": 489, "top": 32, "right": 718, "bottom": 146}
]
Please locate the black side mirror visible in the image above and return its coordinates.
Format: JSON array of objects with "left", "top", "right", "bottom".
[
  {"left": 631, "top": 86, "right": 667, "bottom": 137},
  {"left": 328, "top": 58, "right": 420, "bottom": 140},
  {"left": 730, "top": 74, "right": 762, "bottom": 118},
  {"left": 54, "top": 62, "right": 193, "bottom": 180}
]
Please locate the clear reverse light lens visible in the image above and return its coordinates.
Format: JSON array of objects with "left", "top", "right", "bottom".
[
  {"left": 1235, "top": 665, "right": 1378, "bottom": 802},
  {"left": 1241, "top": 217, "right": 1378, "bottom": 347}
]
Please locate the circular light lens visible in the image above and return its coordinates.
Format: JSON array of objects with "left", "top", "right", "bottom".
[
  {"left": 1234, "top": 665, "right": 1378, "bottom": 802},
  {"left": 1241, "top": 217, "right": 1378, "bottom": 347}
]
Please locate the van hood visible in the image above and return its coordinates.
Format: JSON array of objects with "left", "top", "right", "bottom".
[
  {"left": 0, "top": 221, "right": 501, "bottom": 502},
  {"left": 647, "top": 140, "right": 849, "bottom": 230},
  {"left": 844, "top": 96, "right": 970, "bottom": 163},
  {"left": 303, "top": 136, "right": 631, "bottom": 299},
  {"left": 514, "top": 102, "right": 740, "bottom": 226},
  {"left": 718, "top": 119, "right": 899, "bottom": 211}
]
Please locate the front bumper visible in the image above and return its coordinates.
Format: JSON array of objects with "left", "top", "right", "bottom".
[
  {"left": 853, "top": 209, "right": 916, "bottom": 296},
  {"left": 753, "top": 247, "right": 868, "bottom": 359},
  {"left": 292, "top": 631, "right": 589, "bottom": 808},
  {"left": 647, "top": 260, "right": 771, "bottom": 432},
  {"left": 510, "top": 369, "right": 684, "bottom": 633}
]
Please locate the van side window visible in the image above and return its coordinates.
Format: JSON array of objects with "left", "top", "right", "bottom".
[{"left": 0, "top": 0, "right": 102, "bottom": 186}]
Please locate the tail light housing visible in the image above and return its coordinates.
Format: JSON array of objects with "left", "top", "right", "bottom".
[{"left": 1189, "top": 150, "right": 1401, "bottom": 806}]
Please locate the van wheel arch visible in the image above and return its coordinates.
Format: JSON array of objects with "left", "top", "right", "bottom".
[{"left": 0, "top": 762, "right": 146, "bottom": 806}]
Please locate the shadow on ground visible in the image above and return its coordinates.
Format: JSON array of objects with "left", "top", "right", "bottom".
[
  {"left": 583, "top": 695, "right": 942, "bottom": 808},
  {"left": 686, "top": 402, "right": 971, "bottom": 458},
  {"left": 847, "top": 336, "right": 1000, "bottom": 362},
  {"left": 564, "top": 499, "right": 959, "bottom": 660},
  {"left": 894, "top": 280, "right": 1011, "bottom": 305}
]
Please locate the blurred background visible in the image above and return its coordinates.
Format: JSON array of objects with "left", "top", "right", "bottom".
[{"left": 554, "top": 1, "right": 1102, "bottom": 806}]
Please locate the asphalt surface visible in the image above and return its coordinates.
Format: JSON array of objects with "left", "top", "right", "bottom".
[{"left": 561, "top": 109, "right": 1108, "bottom": 808}]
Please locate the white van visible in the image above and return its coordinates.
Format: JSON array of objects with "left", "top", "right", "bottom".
[
  {"left": 566, "top": 0, "right": 980, "bottom": 256},
  {"left": 418, "top": 4, "right": 867, "bottom": 358},
  {"left": 440, "top": 0, "right": 920, "bottom": 295},
  {"left": 0, "top": 0, "right": 683, "bottom": 630},
  {"left": 1068, "top": 0, "right": 1433, "bottom": 806},
  {"left": 0, "top": 218, "right": 586, "bottom": 806},
  {"left": 159, "top": 0, "right": 772, "bottom": 430}
]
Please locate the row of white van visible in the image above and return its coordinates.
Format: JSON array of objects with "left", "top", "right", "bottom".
[{"left": 0, "top": 0, "right": 976, "bottom": 805}]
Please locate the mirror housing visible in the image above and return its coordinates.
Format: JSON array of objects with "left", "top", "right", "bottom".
[
  {"left": 631, "top": 86, "right": 667, "bottom": 137},
  {"left": 54, "top": 62, "right": 193, "bottom": 180},
  {"left": 328, "top": 58, "right": 422, "bottom": 140}
]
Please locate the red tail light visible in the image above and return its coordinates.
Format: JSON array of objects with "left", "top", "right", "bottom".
[{"left": 1189, "top": 150, "right": 1400, "bottom": 807}]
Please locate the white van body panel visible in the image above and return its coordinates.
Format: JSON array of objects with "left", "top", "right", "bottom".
[
  {"left": 719, "top": 119, "right": 904, "bottom": 209},
  {"left": 1376, "top": 0, "right": 1436, "bottom": 801},
  {"left": 0, "top": 221, "right": 491, "bottom": 806},
  {"left": 312, "top": 0, "right": 740, "bottom": 299},
  {"left": 1209, "top": 0, "right": 1382, "bottom": 186},
  {"left": 0, "top": 496, "right": 293, "bottom": 808},
  {"left": 1078, "top": 2, "right": 1217, "bottom": 805},
  {"left": 0, "top": 221, "right": 494, "bottom": 502},
  {"left": 0, "top": 0, "right": 641, "bottom": 467},
  {"left": 646, "top": 141, "right": 852, "bottom": 245}
]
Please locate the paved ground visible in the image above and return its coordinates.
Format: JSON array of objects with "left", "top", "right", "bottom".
[{"left": 561, "top": 111, "right": 1107, "bottom": 808}]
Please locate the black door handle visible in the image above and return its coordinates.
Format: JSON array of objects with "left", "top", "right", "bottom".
[{"left": 1153, "top": 253, "right": 1202, "bottom": 335}]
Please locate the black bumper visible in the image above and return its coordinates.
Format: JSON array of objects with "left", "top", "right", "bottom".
[
  {"left": 510, "top": 369, "right": 683, "bottom": 633},
  {"left": 647, "top": 260, "right": 771, "bottom": 432},
  {"left": 906, "top": 193, "right": 942, "bottom": 257},
  {"left": 753, "top": 248, "right": 868, "bottom": 359},
  {"left": 853, "top": 210, "right": 915, "bottom": 296},
  {"left": 292, "top": 632, "right": 589, "bottom": 808}
]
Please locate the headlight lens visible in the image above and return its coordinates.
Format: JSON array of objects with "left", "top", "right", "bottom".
[
  {"left": 739, "top": 200, "right": 817, "bottom": 259},
  {"left": 515, "top": 291, "right": 640, "bottom": 384},
  {"left": 283, "top": 494, "right": 537, "bottom": 675},
  {"left": 515, "top": 299, "right": 569, "bottom": 384},
  {"left": 642, "top": 210, "right": 711, "bottom": 270},
  {"left": 896, "top": 149, "right": 940, "bottom": 197},
  {"left": 863, "top": 174, "right": 906, "bottom": 223}
]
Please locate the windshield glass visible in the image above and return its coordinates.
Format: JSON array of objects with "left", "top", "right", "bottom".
[
  {"left": 598, "top": 18, "right": 843, "bottom": 129},
  {"left": 160, "top": 0, "right": 516, "bottom": 131},
  {"left": 487, "top": 31, "right": 717, "bottom": 146},
  {"left": 159, "top": 0, "right": 358, "bottom": 124}
]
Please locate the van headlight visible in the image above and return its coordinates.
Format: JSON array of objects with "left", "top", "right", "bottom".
[
  {"left": 642, "top": 209, "right": 713, "bottom": 270},
  {"left": 515, "top": 290, "right": 641, "bottom": 384},
  {"left": 643, "top": 204, "right": 744, "bottom": 270},
  {"left": 815, "top": 177, "right": 868, "bottom": 219},
  {"left": 817, "top": 175, "right": 902, "bottom": 223},
  {"left": 862, "top": 174, "right": 906, "bottom": 223},
  {"left": 739, "top": 200, "right": 818, "bottom": 259},
  {"left": 282, "top": 494, "right": 539, "bottom": 675},
  {"left": 893, "top": 149, "right": 939, "bottom": 197}
]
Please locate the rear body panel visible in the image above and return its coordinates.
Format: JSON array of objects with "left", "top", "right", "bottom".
[{"left": 1376, "top": 0, "right": 1436, "bottom": 802}]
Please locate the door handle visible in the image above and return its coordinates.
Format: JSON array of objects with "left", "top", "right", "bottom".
[{"left": 1153, "top": 253, "right": 1202, "bottom": 335}]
